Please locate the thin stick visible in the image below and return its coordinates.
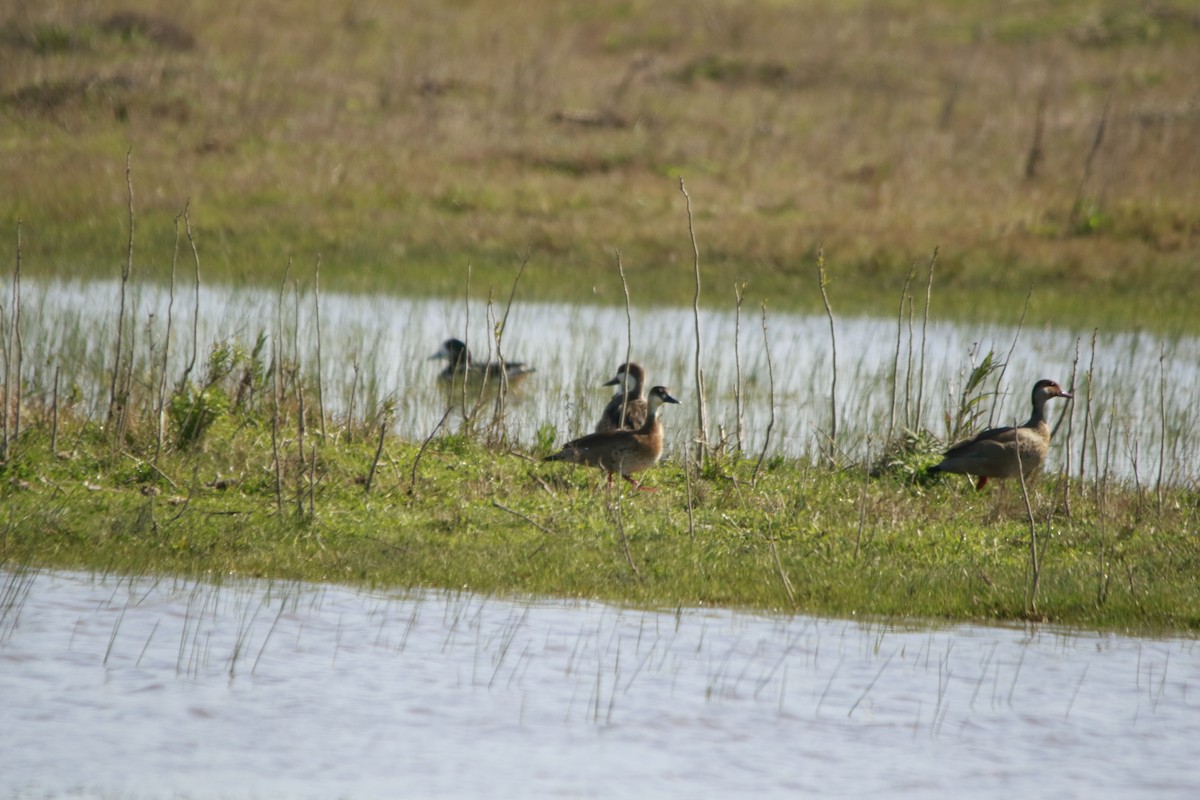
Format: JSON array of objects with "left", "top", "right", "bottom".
[
  {"left": 1157, "top": 341, "right": 1166, "bottom": 514},
  {"left": 410, "top": 405, "right": 454, "bottom": 495},
  {"left": 752, "top": 303, "right": 776, "bottom": 486},
  {"left": 313, "top": 255, "right": 327, "bottom": 440},
  {"left": 1, "top": 225, "right": 8, "bottom": 460},
  {"left": 988, "top": 287, "right": 1032, "bottom": 427},
  {"left": 364, "top": 408, "right": 390, "bottom": 495},
  {"left": 733, "top": 283, "right": 746, "bottom": 454},
  {"left": 1080, "top": 330, "right": 1097, "bottom": 492},
  {"left": 612, "top": 482, "right": 641, "bottom": 581},
  {"left": 889, "top": 260, "right": 917, "bottom": 443},
  {"left": 50, "top": 364, "right": 60, "bottom": 456},
  {"left": 768, "top": 525, "right": 796, "bottom": 605},
  {"left": 156, "top": 212, "right": 181, "bottom": 461},
  {"left": 179, "top": 204, "right": 201, "bottom": 392},
  {"left": 490, "top": 256, "right": 530, "bottom": 439},
  {"left": 270, "top": 262, "right": 290, "bottom": 516},
  {"left": 617, "top": 251, "right": 633, "bottom": 429},
  {"left": 1062, "top": 338, "right": 1081, "bottom": 518},
  {"left": 1015, "top": 431, "right": 1039, "bottom": 615},
  {"left": 108, "top": 150, "right": 135, "bottom": 429},
  {"left": 11, "top": 221, "right": 21, "bottom": 452},
  {"left": 904, "top": 295, "right": 915, "bottom": 428},
  {"left": 292, "top": 280, "right": 307, "bottom": 518},
  {"left": 678, "top": 178, "right": 708, "bottom": 465},
  {"left": 816, "top": 248, "right": 837, "bottom": 464},
  {"left": 347, "top": 353, "right": 361, "bottom": 440},
  {"left": 914, "top": 247, "right": 937, "bottom": 432},
  {"left": 492, "top": 501, "right": 555, "bottom": 536}
]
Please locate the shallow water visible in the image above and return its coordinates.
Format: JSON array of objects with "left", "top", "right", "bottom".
[
  {"left": 15, "top": 278, "right": 1200, "bottom": 483},
  {"left": 1, "top": 568, "right": 1198, "bottom": 798}
]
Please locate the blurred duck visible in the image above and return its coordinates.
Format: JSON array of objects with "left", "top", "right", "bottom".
[
  {"left": 929, "top": 379, "right": 1073, "bottom": 490},
  {"left": 596, "top": 362, "right": 648, "bottom": 433},
  {"left": 430, "top": 338, "right": 535, "bottom": 386},
  {"left": 546, "top": 385, "right": 681, "bottom": 490}
]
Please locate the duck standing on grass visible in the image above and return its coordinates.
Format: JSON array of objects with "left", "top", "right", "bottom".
[
  {"left": 546, "top": 385, "right": 680, "bottom": 491},
  {"left": 430, "top": 338, "right": 536, "bottom": 387},
  {"left": 929, "top": 378, "right": 1073, "bottom": 490},
  {"left": 596, "top": 362, "right": 648, "bottom": 433}
]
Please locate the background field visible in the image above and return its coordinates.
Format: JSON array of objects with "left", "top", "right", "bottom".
[{"left": 1, "top": 0, "right": 1198, "bottom": 330}]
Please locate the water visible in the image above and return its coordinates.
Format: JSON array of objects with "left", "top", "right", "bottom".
[
  {"left": 13, "top": 278, "right": 1200, "bottom": 483},
  {"left": 2, "top": 568, "right": 1197, "bottom": 798}
]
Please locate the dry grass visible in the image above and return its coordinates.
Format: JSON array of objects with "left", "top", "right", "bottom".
[{"left": 1, "top": 0, "right": 1198, "bottom": 327}]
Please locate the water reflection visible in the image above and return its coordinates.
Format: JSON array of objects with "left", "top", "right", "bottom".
[
  {"left": 17, "top": 279, "right": 1200, "bottom": 483},
  {"left": 1, "top": 568, "right": 1197, "bottom": 798}
]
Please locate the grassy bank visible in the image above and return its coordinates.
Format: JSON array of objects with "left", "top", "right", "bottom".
[
  {"left": 3, "top": 404, "right": 1198, "bottom": 635},
  {"left": 2, "top": 1, "right": 1199, "bottom": 332}
]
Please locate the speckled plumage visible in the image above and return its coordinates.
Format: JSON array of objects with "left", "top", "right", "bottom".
[
  {"left": 931, "top": 379, "right": 1073, "bottom": 490},
  {"left": 547, "top": 386, "right": 681, "bottom": 490}
]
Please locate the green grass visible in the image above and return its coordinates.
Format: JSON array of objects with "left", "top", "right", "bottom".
[
  {"left": 2, "top": 409, "right": 1198, "bottom": 634},
  {"left": 1, "top": 0, "right": 1199, "bottom": 333}
]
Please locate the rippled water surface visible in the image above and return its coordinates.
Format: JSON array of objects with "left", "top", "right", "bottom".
[{"left": 2, "top": 568, "right": 1197, "bottom": 798}]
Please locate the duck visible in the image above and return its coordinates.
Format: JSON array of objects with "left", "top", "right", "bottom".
[
  {"left": 429, "top": 338, "right": 535, "bottom": 386},
  {"left": 929, "top": 379, "right": 1073, "bottom": 490},
  {"left": 546, "top": 385, "right": 681, "bottom": 490},
  {"left": 595, "top": 362, "right": 648, "bottom": 433}
]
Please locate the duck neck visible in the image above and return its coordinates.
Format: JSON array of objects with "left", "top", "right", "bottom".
[
  {"left": 639, "top": 401, "right": 662, "bottom": 432},
  {"left": 1026, "top": 394, "right": 1049, "bottom": 429}
]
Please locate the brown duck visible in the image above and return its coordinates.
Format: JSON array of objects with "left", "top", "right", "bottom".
[
  {"left": 595, "top": 362, "right": 648, "bottom": 433},
  {"left": 930, "top": 379, "right": 1073, "bottom": 490},
  {"left": 546, "top": 385, "right": 680, "bottom": 490}
]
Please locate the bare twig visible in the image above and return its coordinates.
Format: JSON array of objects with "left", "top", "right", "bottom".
[
  {"left": 155, "top": 212, "right": 181, "bottom": 461},
  {"left": 1157, "top": 341, "right": 1166, "bottom": 514},
  {"left": 270, "top": 261, "right": 291, "bottom": 516},
  {"left": 489, "top": 255, "right": 530, "bottom": 438},
  {"left": 410, "top": 405, "right": 454, "bottom": 495},
  {"left": 611, "top": 482, "right": 641, "bottom": 581},
  {"left": 767, "top": 525, "right": 796, "bottom": 605},
  {"left": 1014, "top": 430, "right": 1039, "bottom": 615},
  {"left": 816, "top": 248, "right": 837, "bottom": 464},
  {"left": 313, "top": 255, "right": 327, "bottom": 440},
  {"left": 364, "top": 407, "right": 391, "bottom": 495},
  {"left": 752, "top": 303, "right": 776, "bottom": 486},
  {"left": 617, "top": 251, "right": 633, "bottom": 429},
  {"left": 1080, "top": 330, "right": 1098, "bottom": 491},
  {"left": 733, "top": 283, "right": 746, "bottom": 454},
  {"left": 678, "top": 178, "right": 708, "bottom": 465},
  {"left": 1062, "top": 337, "right": 1081, "bottom": 518},
  {"left": 180, "top": 204, "right": 201, "bottom": 392},
  {"left": 108, "top": 150, "right": 135, "bottom": 431},
  {"left": 988, "top": 287, "right": 1031, "bottom": 427},
  {"left": 915, "top": 247, "right": 937, "bottom": 432},
  {"left": 889, "top": 260, "right": 917, "bottom": 443},
  {"left": 493, "top": 501, "right": 556, "bottom": 536}
]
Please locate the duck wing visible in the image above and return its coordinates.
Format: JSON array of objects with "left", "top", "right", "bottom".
[{"left": 944, "top": 424, "right": 1019, "bottom": 456}]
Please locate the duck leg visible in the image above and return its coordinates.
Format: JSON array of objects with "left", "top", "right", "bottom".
[{"left": 622, "top": 474, "right": 657, "bottom": 492}]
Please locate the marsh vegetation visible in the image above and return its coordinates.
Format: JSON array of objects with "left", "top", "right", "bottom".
[
  {"left": 2, "top": 1, "right": 1199, "bottom": 633},
  {"left": 2, "top": 0, "right": 1198, "bottom": 329}
]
